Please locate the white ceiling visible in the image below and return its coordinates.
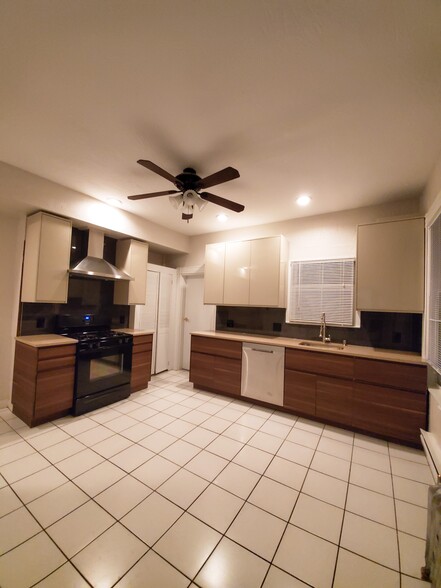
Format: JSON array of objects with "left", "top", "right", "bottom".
[{"left": 1, "top": 1, "right": 441, "bottom": 236}]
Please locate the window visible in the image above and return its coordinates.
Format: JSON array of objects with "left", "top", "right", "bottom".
[
  {"left": 428, "top": 213, "right": 441, "bottom": 374},
  {"left": 287, "top": 258, "right": 355, "bottom": 326}
]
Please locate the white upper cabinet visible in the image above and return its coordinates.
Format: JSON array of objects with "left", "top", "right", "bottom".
[
  {"left": 21, "top": 212, "right": 72, "bottom": 303},
  {"left": 224, "top": 240, "right": 251, "bottom": 305},
  {"left": 204, "top": 235, "right": 287, "bottom": 307},
  {"left": 114, "top": 239, "right": 149, "bottom": 305},
  {"left": 356, "top": 217, "right": 424, "bottom": 313},
  {"left": 204, "top": 242, "right": 226, "bottom": 304}
]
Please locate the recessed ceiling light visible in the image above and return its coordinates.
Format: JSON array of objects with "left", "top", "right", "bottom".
[
  {"left": 106, "top": 198, "right": 122, "bottom": 206},
  {"left": 216, "top": 213, "right": 229, "bottom": 223},
  {"left": 296, "top": 194, "right": 311, "bottom": 207}
]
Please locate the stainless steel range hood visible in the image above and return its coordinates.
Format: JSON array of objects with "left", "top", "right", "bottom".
[{"left": 69, "top": 229, "right": 133, "bottom": 281}]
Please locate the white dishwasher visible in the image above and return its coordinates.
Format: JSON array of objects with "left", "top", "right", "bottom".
[{"left": 241, "top": 343, "right": 285, "bottom": 406}]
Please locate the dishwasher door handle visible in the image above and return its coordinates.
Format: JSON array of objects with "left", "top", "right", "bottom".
[{"left": 250, "top": 348, "right": 274, "bottom": 353}]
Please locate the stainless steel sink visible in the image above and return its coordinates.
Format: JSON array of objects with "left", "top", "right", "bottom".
[{"left": 298, "top": 340, "right": 346, "bottom": 350}]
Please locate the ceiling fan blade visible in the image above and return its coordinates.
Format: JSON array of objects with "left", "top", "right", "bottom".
[
  {"left": 196, "top": 167, "right": 240, "bottom": 190},
  {"left": 137, "top": 160, "right": 183, "bottom": 188},
  {"left": 128, "top": 190, "right": 180, "bottom": 201},
  {"left": 200, "top": 191, "right": 245, "bottom": 213}
]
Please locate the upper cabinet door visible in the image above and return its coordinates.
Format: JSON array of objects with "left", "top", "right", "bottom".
[
  {"left": 356, "top": 217, "right": 424, "bottom": 312},
  {"left": 250, "top": 236, "right": 286, "bottom": 307},
  {"left": 21, "top": 212, "right": 72, "bottom": 303},
  {"left": 223, "top": 240, "right": 251, "bottom": 305},
  {"left": 114, "top": 239, "right": 149, "bottom": 305},
  {"left": 204, "top": 242, "right": 225, "bottom": 304}
]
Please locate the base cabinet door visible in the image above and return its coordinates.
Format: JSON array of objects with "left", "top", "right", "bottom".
[
  {"left": 316, "top": 377, "right": 352, "bottom": 426},
  {"left": 131, "top": 335, "right": 153, "bottom": 393},
  {"left": 214, "top": 356, "right": 241, "bottom": 396},
  {"left": 190, "top": 351, "right": 215, "bottom": 390},
  {"left": 284, "top": 369, "right": 316, "bottom": 417}
]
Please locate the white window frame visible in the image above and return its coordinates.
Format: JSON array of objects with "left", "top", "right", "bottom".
[{"left": 286, "top": 258, "right": 357, "bottom": 326}]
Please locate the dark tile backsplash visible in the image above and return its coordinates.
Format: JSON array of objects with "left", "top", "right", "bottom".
[
  {"left": 216, "top": 307, "right": 422, "bottom": 352},
  {"left": 20, "top": 277, "right": 130, "bottom": 335}
]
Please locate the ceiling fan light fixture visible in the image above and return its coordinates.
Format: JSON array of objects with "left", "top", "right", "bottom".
[
  {"left": 216, "top": 213, "right": 228, "bottom": 223},
  {"left": 296, "top": 193, "right": 311, "bottom": 207},
  {"left": 169, "top": 194, "right": 182, "bottom": 209}
]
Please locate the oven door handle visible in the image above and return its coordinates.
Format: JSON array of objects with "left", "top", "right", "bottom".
[{"left": 77, "top": 344, "right": 133, "bottom": 358}]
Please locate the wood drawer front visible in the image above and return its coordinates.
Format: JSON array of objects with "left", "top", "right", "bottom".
[
  {"left": 354, "top": 358, "right": 427, "bottom": 392},
  {"left": 35, "top": 367, "right": 74, "bottom": 419},
  {"left": 191, "top": 336, "right": 242, "bottom": 360},
  {"left": 285, "top": 349, "right": 354, "bottom": 379},
  {"left": 316, "top": 377, "right": 352, "bottom": 427},
  {"left": 132, "top": 343, "right": 152, "bottom": 356},
  {"left": 37, "top": 355, "right": 76, "bottom": 373},
  {"left": 354, "top": 382, "right": 426, "bottom": 413},
  {"left": 214, "top": 357, "right": 241, "bottom": 396},
  {"left": 38, "top": 344, "right": 76, "bottom": 361},
  {"left": 352, "top": 396, "right": 426, "bottom": 444},
  {"left": 133, "top": 335, "right": 153, "bottom": 348},
  {"left": 190, "top": 351, "right": 215, "bottom": 388},
  {"left": 284, "top": 369, "right": 316, "bottom": 417}
]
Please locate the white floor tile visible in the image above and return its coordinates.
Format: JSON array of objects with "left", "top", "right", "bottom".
[
  {"left": 73, "top": 460, "right": 126, "bottom": 496},
  {"left": 72, "top": 523, "right": 147, "bottom": 587},
  {"left": 0, "top": 506, "right": 41, "bottom": 554},
  {"left": 75, "top": 424, "right": 115, "bottom": 446},
  {"left": 213, "top": 462, "right": 260, "bottom": 499},
  {"left": 56, "top": 448, "right": 104, "bottom": 478},
  {"left": 226, "top": 502, "right": 286, "bottom": 560},
  {"left": 201, "top": 415, "right": 232, "bottom": 433},
  {"left": 131, "top": 454, "right": 179, "bottom": 488},
  {"left": 10, "top": 465, "right": 68, "bottom": 503},
  {"left": 114, "top": 550, "right": 189, "bottom": 588},
  {"left": 0, "top": 452, "right": 51, "bottom": 483},
  {"left": 317, "top": 436, "right": 353, "bottom": 461},
  {"left": 185, "top": 450, "right": 229, "bottom": 481},
  {"left": 249, "top": 476, "right": 299, "bottom": 521},
  {"left": 34, "top": 562, "right": 90, "bottom": 587},
  {"left": 398, "top": 531, "right": 428, "bottom": 579},
  {"left": 27, "top": 481, "right": 89, "bottom": 527},
  {"left": 286, "top": 426, "right": 320, "bottom": 449},
  {"left": 400, "top": 574, "right": 432, "bottom": 587},
  {"left": 121, "top": 491, "right": 183, "bottom": 545},
  {"left": 155, "top": 512, "right": 221, "bottom": 578},
  {"left": 322, "top": 425, "right": 354, "bottom": 445},
  {"left": 265, "top": 456, "right": 308, "bottom": 491},
  {"left": 259, "top": 420, "right": 291, "bottom": 439},
  {"left": 182, "top": 426, "right": 219, "bottom": 448},
  {"left": 138, "top": 429, "right": 177, "bottom": 452},
  {"left": 349, "top": 462, "right": 393, "bottom": 496},
  {"left": 235, "top": 413, "right": 267, "bottom": 430},
  {"left": 390, "top": 457, "right": 433, "bottom": 484},
  {"left": 262, "top": 565, "right": 310, "bottom": 587},
  {"left": 274, "top": 524, "right": 338, "bottom": 588},
  {"left": 195, "top": 536, "right": 269, "bottom": 588},
  {"left": 0, "top": 486, "right": 22, "bottom": 517},
  {"left": 293, "top": 417, "right": 324, "bottom": 435},
  {"left": 248, "top": 430, "right": 283, "bottom": 453},
  {"left": 40, "top": 438, "right": 85, "bottom": 463},
  {"left": 105, "top": 414, "right": 143, "bottom": 433},
  {"left": 222, "top": 423, "right": 256, "bottom": 443},
  {"left": 276, "top": 439, "right": 314, "bottom": 467},
  {"left": 0, "top": 440, "right": 35, "bottom": 466},
  {"left": 0, "top": 532, "right": 66, "bottom": 588},
  {"left": 118, "top": 421, "right": 157, "bottom": 442},
  {"left": 145, "top": 412, "right": 176, "bottom": 429},
  {"left": 189, "top": 483, "right": 244, "bottom": 532},
  {"left": 126, "top": 405, "right": 158, "bottom": 421},
  {"left": 26, "top": 428, "right": 70, "bottom": 450},
  {"left": 389, "top": 444, "right": 428, "bottom": 464},
  {"left": 46, "top": 500, "right": 114, "bottom": 558},
  {"left": 340, "top": 512, "right": 399, "bottom": 570},
  {"left": 109, "top": 444, "right": 154, "bottom": 472},
  {"left": 346, "top": 484, "right": 396, "bottom": 527},
  {"left": 95, "top": 475, "right": 151, "bottom": 519},
  {"left": 181, "top": 409, "right": 211, "bottom": 425},
  {"left": 157, "top": 468, "right": 209, "bottom": 509},
  {"left": 206, "top": 435, "right": 243, "bottom": 460},
  {"left": 302, "top": 469, "right": 348, "bottom": 508},
  {"left": 160, "top": 439, "right": 201, "bottom": 465},
  {"left": 393, "top": 476, "right": 429, "bottom": 508},
  {"left": 290, "top": 493, "right": 344, "bottom": 543},
  {"left": 161, "top": 418, "right": 195, "bottom": 438},
  {"left": 310, "top": 450, "right": 350, "bottom": 481},
  {"left": 352, "top": 446, "right": 391, "bottom": 473},
  {"left": 233, "top": 445, "right": 273, "bottom": 474},
  {"left": 354, "top": 432, "right": 389, "bottom": 454},
  {"left": 395, "top": 500, "right": 427, "bottom": 539},
  {"left": 333, "top": 548, "right": 400, "bottom": 588}
]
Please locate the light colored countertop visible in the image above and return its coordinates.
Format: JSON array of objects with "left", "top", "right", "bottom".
[
  {"left": 191, "top": 331, "right": 425, "bottom": 365},
  {"left": 113, "top": 328, "right": 154, "bottom": 337},
  {"left": 16, "top": 334, "right": 78, "bottom": 348}
]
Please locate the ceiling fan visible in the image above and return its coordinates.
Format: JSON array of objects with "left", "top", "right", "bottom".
[{"left": 127, "top": 160, "right": 244, "bottom": 221}]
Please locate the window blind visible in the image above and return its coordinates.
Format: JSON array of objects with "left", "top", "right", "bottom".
[
  {"left": 428, "top": 214, "right": 441, "bottom": 374},
  {"left": 287, "top": 259, "right": 355, "bottom": 325}
]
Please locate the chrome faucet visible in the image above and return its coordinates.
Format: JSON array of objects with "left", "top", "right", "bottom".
[{"left": 319, "top": 312, "right": 331, "bottom": 343}]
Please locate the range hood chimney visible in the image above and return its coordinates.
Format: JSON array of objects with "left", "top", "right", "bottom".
[{"left": 69, "top": 230, "right": 133, "bottom": 281}]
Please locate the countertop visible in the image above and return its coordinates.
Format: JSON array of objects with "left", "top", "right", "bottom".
[
  {"left": 191, "top": 331, "right": 425, "bottom": 365},
  {"left": 16, "top": 334, "right": 78, "bottom": 348},
  {"left": 113, "top": 328, "right": 154, "bottom": 337}
]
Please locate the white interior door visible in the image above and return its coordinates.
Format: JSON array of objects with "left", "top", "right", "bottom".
[{"left": 182, "top": 275, "right": 216, "bottom": 370}]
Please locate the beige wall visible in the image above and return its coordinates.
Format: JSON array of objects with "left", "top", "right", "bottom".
[
  {"left": 178, "top": 196, "right": 421, "bottom": 268},
  {"left": 0, "top": 213, "right": 25, "bottom": 407}
]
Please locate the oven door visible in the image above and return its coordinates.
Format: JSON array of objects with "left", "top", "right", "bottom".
[{"left": 75, "top": 341, "right": 133, "bottom": 399}]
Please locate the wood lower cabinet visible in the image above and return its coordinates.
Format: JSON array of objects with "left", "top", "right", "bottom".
[
  {"left": 190, "top": 335, "right": 242, "bottom": 396},
  {"left": 284, "top": 369, "right": 316, "bottom": 417},
  {"left": 12, "top": 342, "right": 76, "bottom": 427},
  {"left": 131, "top": 334, "right": 153, "bottom": 393},
  {"left": 316, "top": 376, "right": 353, "bottom": 427}
]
